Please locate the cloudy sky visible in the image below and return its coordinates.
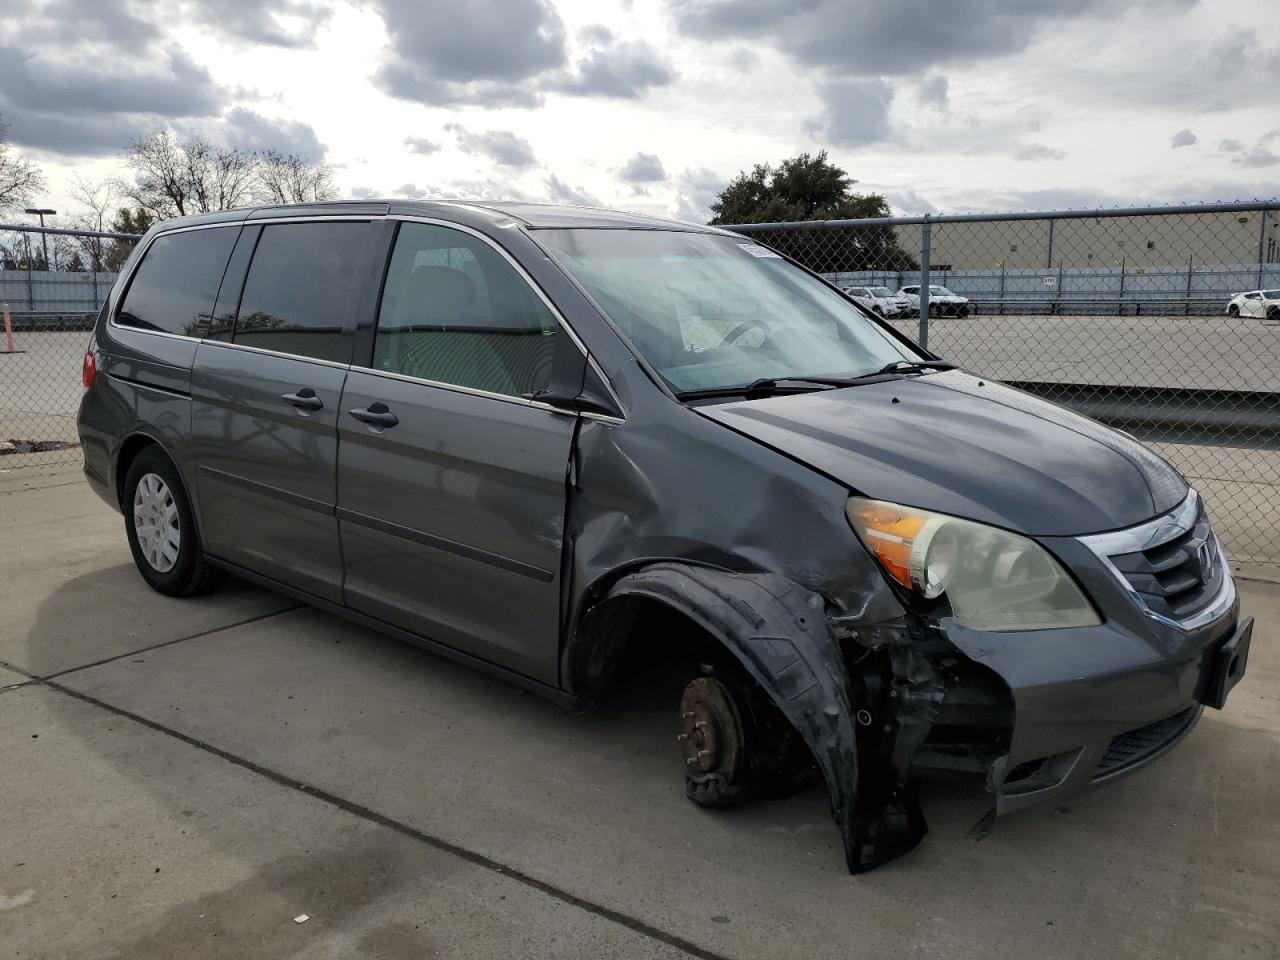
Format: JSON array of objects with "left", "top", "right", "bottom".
[{"left": 1, "top": 0, "right": 1277, "bottom": 223}]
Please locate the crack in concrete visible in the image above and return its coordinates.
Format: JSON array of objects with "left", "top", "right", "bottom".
[
  {"left": 22, "top": 676, "right": 733, "bottom": 960},
  {"left": 41, "top": 604, "right": 305, "bottom": 681}
]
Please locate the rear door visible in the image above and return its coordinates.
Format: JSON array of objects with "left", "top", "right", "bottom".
[
  {"left": 336, "top": 220, "right": 579, "bottom": 684},
  {"left": 191, "top": 218, "right": 379, "bottom": 602}
]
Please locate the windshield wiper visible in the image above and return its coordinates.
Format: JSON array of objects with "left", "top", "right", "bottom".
[
  {"left": 874, "top": 359, "right": 955, "bottom": 376},
  {"left": 675, "top": 363, "right": 956, "bottom": 401},
  {"left": 676, "top": 377, "right": 847, "bottom": 400}
]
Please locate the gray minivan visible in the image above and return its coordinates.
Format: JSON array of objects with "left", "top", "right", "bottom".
[{"left": 78, "top": 200, "right": 1253, "bottom": 872}]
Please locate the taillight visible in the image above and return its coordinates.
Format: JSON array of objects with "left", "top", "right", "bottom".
[{"left": 82, "top": 348, "right": 96, "bottom": 389}]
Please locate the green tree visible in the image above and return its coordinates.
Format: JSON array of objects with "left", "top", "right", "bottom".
[
  {"left": 709, "top": 151, "right": 916, "bottom": 272},
  {"left": 104, "top": 206, "right": 158, "bottom": 272}
]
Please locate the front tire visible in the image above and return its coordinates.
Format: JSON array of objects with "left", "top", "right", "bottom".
[
  {"left": 1227, "top": 304, "right": 1240, "bottom": 317},
  {"left": 123, "top": 448, "right": 223, "bottom": 597}
]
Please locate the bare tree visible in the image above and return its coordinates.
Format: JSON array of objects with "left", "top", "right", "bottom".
[
  {"left": 0, "top": 119, "right": 46, "bottom": 213},
  {"left": 255, "top": 150, "right": 338, "bottom": 205},
  {"left": 120, "top": 131, "right": 259, "bottom": 220},
  {"left": 68, "top": 175, "right": 116, "bottom": 271}
]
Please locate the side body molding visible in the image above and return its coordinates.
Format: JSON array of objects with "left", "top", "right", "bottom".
[{"left": 580, "top": 561, "right": 925, "bottom": 873}]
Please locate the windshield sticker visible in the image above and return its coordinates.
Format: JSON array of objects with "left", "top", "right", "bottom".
[{"left": 738, "top": 243, "right": 781, "bottom": 259}]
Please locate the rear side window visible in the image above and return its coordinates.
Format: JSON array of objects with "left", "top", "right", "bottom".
[
  {"left": 116, "top": 228, "right": 238, "bottom": 337},
  {"left": 371, "top": 222, "right": 559, "bottom": 398},
  {"left": 233, "top": 221, "right": 369, "bottom": 363}
]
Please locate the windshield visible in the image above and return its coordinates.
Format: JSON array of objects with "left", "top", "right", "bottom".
[
  {"left": 868, "top": 286, "right": 894, "bottom": 297},
  {"left": 537, "top": 230, "right": 920, "bottom": 393},
  {"left": 1265, "top": 290, "right": 1280, "bottom": 298},
  {"left": 930, "top": 285, "right": 954, "bottom": 295}
]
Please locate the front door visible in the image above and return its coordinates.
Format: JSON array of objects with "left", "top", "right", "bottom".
[
  {"left": 336, "top": 221, "right": 577, "bottom": 685},
  {"left": 192, "top": 219, "right": 372, "bottom": 602}
]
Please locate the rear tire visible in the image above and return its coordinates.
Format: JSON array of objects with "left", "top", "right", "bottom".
[{"left": 123, "top": 447, "right": 223, "bottom": 597}]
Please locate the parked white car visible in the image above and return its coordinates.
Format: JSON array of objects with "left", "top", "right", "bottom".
[
  {"left": 843, "top": 285, "right": 913, "bottom": 317},
  {"left": 899, "top": 284, "right": 972, "bottom": 318},
  {"left": 1226, "top": 289, "right": 1280, "bottom": 320}
]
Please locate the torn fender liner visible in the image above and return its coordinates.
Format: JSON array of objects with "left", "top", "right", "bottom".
[{"left": 592, "top": 561, "right": 926, "bottom": 873}]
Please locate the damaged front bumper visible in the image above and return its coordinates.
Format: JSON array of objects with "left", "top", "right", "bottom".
[
  {"left": 903, "top": 528, "right": 1248, "bottom": 819},
  {"left": 934, "top": 603, "right": 1248, "bottom": 816}
]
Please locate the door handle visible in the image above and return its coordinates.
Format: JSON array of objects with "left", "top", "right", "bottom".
[
  {"left": 348, "top": 403, "right": 399, "bottom": 429},
  {"left": 282, "top": 388, "right": 324, "bottom": 411}
]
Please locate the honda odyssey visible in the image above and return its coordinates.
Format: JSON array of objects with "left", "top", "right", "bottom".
[{"left": 77, "top": 200, "right": 1253, "bottom": 872}]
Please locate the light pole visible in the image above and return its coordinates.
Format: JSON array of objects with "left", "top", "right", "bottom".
[{"left": 24, "top": 207, "right": 56, "bottom": 270}]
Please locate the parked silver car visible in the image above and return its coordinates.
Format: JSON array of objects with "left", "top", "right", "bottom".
[
  {"left": 899, "top": 284, "right": 972, "bottom": 318},
  {"left": 843, "top": 285, "right": 912, "bottom": 317},
  {"left": 78, "top": 201, "right": 1252, "bottom": 873}
]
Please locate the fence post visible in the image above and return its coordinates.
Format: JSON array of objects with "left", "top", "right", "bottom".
[
  {"left": 2, "top": 302, "right": 14, "bottom": 353},
  {"left": 998, "top": 262, "right": 1006, "bottom": 316},
  {"left": 1258, "top": 210, "right": 1267, "bottom": 290},
  {"left": 1045, "top": 219, "right": 1055, "bottom": 269},
  {"left": 918, "top": 216, "right": 932, "bottom": 349},
  {"left": 1185, "top": 255, "right": 1194, "bottom": 316},
  {"left": 1118, "top": 257, "right": 1126, "bottom": 314}
]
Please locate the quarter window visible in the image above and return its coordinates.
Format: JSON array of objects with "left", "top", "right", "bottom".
[
  {"left": 372, "top": 222, "right": 559, "bottom": 398},
  {"left": 233, "top": 221, "right": 369, "bottom": 363},
  {"left": 116, "top": 227, "right": 238, "bottom": 337}
]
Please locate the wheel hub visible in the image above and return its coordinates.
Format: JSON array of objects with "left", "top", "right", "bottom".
[{"left": 678, "top": 676, "right": 743, "bottom": 781}]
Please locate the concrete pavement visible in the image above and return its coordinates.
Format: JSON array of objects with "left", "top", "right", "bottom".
[{"left": 2, "top": 471, "right": 1279, "bottom": 959}]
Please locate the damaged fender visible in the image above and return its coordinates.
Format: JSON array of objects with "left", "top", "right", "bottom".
[{"left": 580, "top": 561, "right": 926, "bottom": 873}]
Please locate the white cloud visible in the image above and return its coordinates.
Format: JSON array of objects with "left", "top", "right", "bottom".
[{"left": 9, "top": 0, "right": 1280, "bottom": 221}]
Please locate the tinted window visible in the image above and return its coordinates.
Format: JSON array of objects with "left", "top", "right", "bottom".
[
  {"left": 117, "top": 227, "right": 237, "bottom": 337},
  {"left": 234, "top": 221, "right": 369, "bottom": 363},
  {"left": 373, "top": 223, "right": 559, "bottom": 398}
]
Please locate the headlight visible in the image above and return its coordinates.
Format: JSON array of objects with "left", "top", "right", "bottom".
[{"left": 846, "top": 498, "right": 1100, "bottom": 631}]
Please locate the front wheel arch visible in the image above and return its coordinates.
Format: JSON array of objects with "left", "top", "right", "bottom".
[{"left": 569, "top": 561, "right": 925, "bottom": 873}]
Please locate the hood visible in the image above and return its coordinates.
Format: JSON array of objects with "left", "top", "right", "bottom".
[{"left": 698, "top": 370, "right": 1187, "bottom": 536}]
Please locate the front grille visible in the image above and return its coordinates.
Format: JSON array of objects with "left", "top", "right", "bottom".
[
  {"left": 1106, "top": 502, "right": 1223, "bottom": 622},
  {"left": 1092, "top": 706, "right": 1199, "bottom": 780}
]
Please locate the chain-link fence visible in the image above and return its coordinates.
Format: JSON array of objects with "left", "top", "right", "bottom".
[
  {"left": 0, "top": 222, "right": 137, "bottom": 473},
  {"left": 4, "top": 206, "right": 1279, "bottom": 568},
  {"left": 729, "top": 201, "right": 1280, "bottom": 571}
]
